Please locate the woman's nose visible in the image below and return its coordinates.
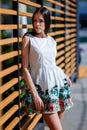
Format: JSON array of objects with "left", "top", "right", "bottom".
[{"left": 36, "top": 21, "right": 40, "bottom": 25}]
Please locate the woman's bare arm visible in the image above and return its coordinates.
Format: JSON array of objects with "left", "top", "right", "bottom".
[
  {"left": 22, "top": 35, "right": 44, "bottom": 111},
  {"left": 22, "top": 35, "right": 38, "bottom": 96}
]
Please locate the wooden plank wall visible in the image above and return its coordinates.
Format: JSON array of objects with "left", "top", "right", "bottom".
[{"left": 0, "top": 0, "right": 77, "bottom": 129}]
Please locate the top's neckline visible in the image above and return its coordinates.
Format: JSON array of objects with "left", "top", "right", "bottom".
[{"left": 30, "top": 34, "right": 49, "bottom": 39}]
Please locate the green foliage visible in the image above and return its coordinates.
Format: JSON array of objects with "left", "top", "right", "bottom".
[{"left": 20, "top": 79, "right": 26, "bottom": 88}]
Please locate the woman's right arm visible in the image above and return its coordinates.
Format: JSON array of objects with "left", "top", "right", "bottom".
[
  {"left": 22, "top": 35, "right": 38, "bottom": 95},
  {"left": 22, "top": 35, "right": 44, "bottom": 111}
]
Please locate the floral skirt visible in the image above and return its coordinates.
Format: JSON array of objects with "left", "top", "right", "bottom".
[{"left": 25, "top": 78, "right": 73, "bottom": 114}]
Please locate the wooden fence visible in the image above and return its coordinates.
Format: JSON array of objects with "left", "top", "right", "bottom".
[{"left": 0, "top": 0, "right": 77, "bottom": 129}]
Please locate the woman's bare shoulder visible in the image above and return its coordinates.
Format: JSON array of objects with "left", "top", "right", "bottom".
[
  {"left": 23, "top": 32, "right": 30, "bottom": 37},
  {"left": 22, "top": 32, "right": 30, "bottom": 45}
]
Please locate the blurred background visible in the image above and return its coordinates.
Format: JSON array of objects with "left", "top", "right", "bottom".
[
  {"left": 0, "top": 0, "right": 87, "bottom": 130},
  {"left": 1, "top": 0, "right": 87, "bottom": 68},
  {"left": 78, "top": 0, "right": 87, "bottom": 78}
]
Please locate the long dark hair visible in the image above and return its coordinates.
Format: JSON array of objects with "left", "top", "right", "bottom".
[{"left": 32, "top": 7, "right": 50, "bottom": 35}]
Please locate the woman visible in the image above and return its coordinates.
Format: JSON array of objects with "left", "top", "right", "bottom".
[{"left": 22, "top": 7, "right": 73, "bottom": 130}]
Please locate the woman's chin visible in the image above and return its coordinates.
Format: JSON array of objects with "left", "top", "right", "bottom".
[{"left": 35, "top": 30, "right": 41, "bottom": 34}]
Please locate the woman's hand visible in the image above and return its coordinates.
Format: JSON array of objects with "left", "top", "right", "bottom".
[
  {"left": 33, "top": 93, "right": 44, "bottom": 112},
  {"left": 66, "top": 76, "right": 72, "bottom": 87}
]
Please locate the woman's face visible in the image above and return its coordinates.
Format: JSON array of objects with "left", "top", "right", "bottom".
[{"left": 33, "top": 12, "right": 45, "bottom": 35}]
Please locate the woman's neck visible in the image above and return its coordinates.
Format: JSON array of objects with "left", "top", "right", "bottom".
[
  {"left": 36, "top": 34, "right": 47, "bottom": 38},
  {"left": 33, "top": 31, "right": 47, "bottom": 38}
]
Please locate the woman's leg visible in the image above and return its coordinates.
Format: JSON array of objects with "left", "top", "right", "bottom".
[
  {"left": 43, "top": 113, "right": 63, "bottom": 130},
  {"left": 58, "top": 110, "right": 65, "bottom": 121}
]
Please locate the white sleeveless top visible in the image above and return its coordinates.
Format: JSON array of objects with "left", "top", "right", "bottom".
[{"left": 29, "top": 34, "right": 67, "bottom": 92}]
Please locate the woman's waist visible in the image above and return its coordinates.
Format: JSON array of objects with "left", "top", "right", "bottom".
[{"left": 30, "top": 63, "right": 56, "bottom": 70}]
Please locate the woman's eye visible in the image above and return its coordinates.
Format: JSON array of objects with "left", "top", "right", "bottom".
[
  {"left": 39, "top": 19, "right": 44, "bottom": 23},
  {"left": 34, "top": 19, "right": 44, "bottom": 23}
]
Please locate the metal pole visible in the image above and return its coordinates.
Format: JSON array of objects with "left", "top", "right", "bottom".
[
  {"left": 0, "top": 0, "right": 3, "bottom": 129},
  {"left": 71, "top": 0, "right": 79, "bottom": 82},
  {"left": 13, "top": 0, "right": 21, "bottom": 129},
  {"left": 76, "top": 0, "right": 80, "bottom": 79},
  {"left": 61, "top": 0, "right": 66, "bottom": 72}
]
